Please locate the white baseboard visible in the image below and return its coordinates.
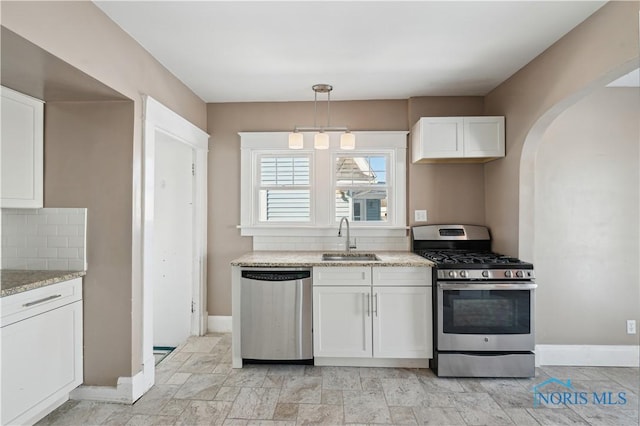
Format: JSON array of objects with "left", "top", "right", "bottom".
[
  {"left": 70, "top": 355, "right": 155, "bottom": 404},
  {"left": 208, "top": 315, "right": 232, "bottom": 333},
  {"left": 535, "top": 344, "right": 640, "bottom": 367}
]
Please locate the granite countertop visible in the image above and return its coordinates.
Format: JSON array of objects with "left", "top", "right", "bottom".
[
  {"left": 230, "top": 251, "right": 435, "bottom": 267},
  {"left": 1, "top": 270, "right": 86, "bottom": 297}
]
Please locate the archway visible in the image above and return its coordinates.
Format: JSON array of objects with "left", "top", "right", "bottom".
[{"left": 518, "top": 65, "right": 639, "bottom": 366}]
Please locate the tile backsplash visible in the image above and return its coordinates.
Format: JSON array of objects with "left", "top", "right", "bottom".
[
  {"left": 1, "top": 208, "right": 87, "bottom": 271},
  {"left": 253, "top": 235, "right": 409, "bottom": 251}
]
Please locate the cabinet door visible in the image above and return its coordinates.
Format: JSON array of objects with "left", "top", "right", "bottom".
[
  {"left": 0, "top": 87, "right": 44, "bottom": 208},
  {"left": 411, "top": 117, "right": 463, "bottom": 162},
  {"left": 313, "top": 286, "right": 372, "bottom": 358},
  {"left": 463, "top": 116, "right": 505, "bottom": 158},
  {"left": 1, "top": 300, "right": 83, "bottom": 425},
  {"left": 372, "top": 286, "right": 432, "bottom": 359}
]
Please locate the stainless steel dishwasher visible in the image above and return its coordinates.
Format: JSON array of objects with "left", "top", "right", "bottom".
[{"left": 240, "top": 268, "right": 313, "bottom": 361}]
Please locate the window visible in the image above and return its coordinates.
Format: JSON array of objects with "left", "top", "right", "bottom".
[
  {"left": 335, "top": 155, "right": 389, "bottom": 222},
  {"left": 240, "top": 132, "right": 406, "bottom": 236},
  {"left": 258, "top": 155, "right": 311, "bottom": 222}
]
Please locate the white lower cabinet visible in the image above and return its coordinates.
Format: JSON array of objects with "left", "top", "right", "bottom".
[
  {"left": 372, "top": 286, "right": 431, "bottom": 358},
  {"left": 313, "top": 286, "right": 372, "bottom": 357},
  {"left": 1, "top": 278, "right": 83, "bottom": 425},
  {"left": 312, "top": 266, "right": 432, "bottom": 362}
]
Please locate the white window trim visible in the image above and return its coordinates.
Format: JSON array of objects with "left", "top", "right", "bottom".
[{"left": 239, "top": 131, "right": 407, "bottom": 237}]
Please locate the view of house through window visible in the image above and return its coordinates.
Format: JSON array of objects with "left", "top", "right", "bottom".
[
  {"left": 335, "top": 155, "right": 388, "bottom": 222},
  {"left": 258, "top": 155, "right": 311, "bottom": 222}
]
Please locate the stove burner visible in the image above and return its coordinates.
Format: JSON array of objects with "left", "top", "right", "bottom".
[{"left": 414, "top": 249, "right": 526, "bottom": 266}]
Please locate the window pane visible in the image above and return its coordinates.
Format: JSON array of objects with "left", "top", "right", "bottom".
[
  {"left": 335, "top": 189, "right": 388, "bottom": 222},
  {"left": 335, "top": 156, "right": 387, "bottom": 186},
  {"left": 260, "top": 189, "right": 310, "bottom": 222},
  {"left": 261, "top": 157, "right": 309, "bottom": 186}
]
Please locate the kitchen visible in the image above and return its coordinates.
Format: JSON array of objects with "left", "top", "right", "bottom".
[{"left": 1, "top": 1, "right": 639, "bottom": 425}]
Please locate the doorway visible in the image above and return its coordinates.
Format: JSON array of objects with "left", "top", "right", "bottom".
[{"left": 141, "top": 96, "right": 209, "bottom": 394}]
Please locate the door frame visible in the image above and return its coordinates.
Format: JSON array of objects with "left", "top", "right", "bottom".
[{"left": 142, "top": 95, "right": 209, "bottom": 388}]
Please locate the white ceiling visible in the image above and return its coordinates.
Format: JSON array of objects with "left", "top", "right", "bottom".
[{"left": 94, "top": 1, "right": 606, "bottom": 103}]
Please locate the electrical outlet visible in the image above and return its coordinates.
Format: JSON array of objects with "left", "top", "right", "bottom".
[
  {"left": 627, "top": 320, "right": 636, "bottom": 335},
  {"left": 415, "top": 210, "right": 427, "bottom": 222}
]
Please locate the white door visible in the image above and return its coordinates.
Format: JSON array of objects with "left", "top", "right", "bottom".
[
  {"left": 372, "top": 286, "right": 432, "bottom": 359},
  {"left": 313, "top": 286, "right": 372, "bottom": 358},
  {"left": 153, "top": 132, "right": 194, "bottom": 347}
]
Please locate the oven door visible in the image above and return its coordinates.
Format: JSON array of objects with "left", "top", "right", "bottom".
[{"left": 437, "top": 281, "right": 536, "bottom": 352}]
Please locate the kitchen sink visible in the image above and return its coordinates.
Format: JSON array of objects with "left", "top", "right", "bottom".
[{"left": 321, "top": 252, "right": 380, "bottom": 261}]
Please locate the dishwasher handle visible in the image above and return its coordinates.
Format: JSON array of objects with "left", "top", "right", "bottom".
[{"left": 241, "top": 270, "right": 311, "bottom": 281}]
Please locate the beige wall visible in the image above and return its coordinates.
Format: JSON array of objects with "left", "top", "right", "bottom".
[
  {"left": 1, "top": 1, "right": 206, "bottom": 385},
  {"left": 534, "top": 87, "right": 639, "bottom": 345},
  {"left": 207, "top": 97, "right": 490, "bottom": 315},
  {"left": 207, "top": 100, "right": 408, "bottom": 315},
  {"left": 407, "top": 97, "right": 486, "bottom": 226},
  {"left": 45, "top": 101, "right": 136, "bottom": 384},
  {"left": 484, "top": 1, "right": 640, "bottom": 257}
]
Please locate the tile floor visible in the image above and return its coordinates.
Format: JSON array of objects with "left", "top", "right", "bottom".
[{"left": 37, "top": 333, "right": 639, "bottom": 425}]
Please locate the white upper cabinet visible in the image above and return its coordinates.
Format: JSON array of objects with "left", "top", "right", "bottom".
[
  {"left": 412, "top": 117, "right": 464, "bottom": 160},
  {"left": 1, "top": 87, "right": 44, "bottom": 208},
  {"left": 411, "top": 116, "right": 504, "bottom": 163}
]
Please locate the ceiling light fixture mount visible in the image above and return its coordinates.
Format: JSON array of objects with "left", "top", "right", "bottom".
[{"left": 289, "top": 84, "right": 355, "bottom": 150}]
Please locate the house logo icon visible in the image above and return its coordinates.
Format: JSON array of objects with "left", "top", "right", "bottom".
[{"left": 532, "top": 378, "right": 573, "bottom": 407}]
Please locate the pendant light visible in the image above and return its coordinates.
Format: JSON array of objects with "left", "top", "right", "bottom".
[
  {"left": 288, "top": 84, "right": 355, "bottom": 150},
  {"left": 289, "top": 131, "right": 303, "bottom": 149},
  {"left": 340, "top": 131, "right": 355, "bottom": 150}
]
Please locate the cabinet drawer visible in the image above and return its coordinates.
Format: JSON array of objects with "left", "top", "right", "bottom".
[
  {"left": 372, "top": 267, "right": 431, "bottom": 286},
  {"left": 1, "top": 278, "right": 82, "bottom": 327},
  {"left": 313, "top": 267, "right": 371, "bottom": 286}
]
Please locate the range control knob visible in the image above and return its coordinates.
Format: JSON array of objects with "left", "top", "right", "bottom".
[
  {"left": 516, "top": 271, "right": 524, "bottom": 278},
  {"left": 504, "top": 270, "right": 513, "bottom": 278},
  {"left": 459, "top": 271, "right": 468, "bottom": 278},
  {"left": 482, "top": 271, "right": 489, "bottom": 278},
  {"left": 448, "top": 271, "right": 457, "bottom": 278}
]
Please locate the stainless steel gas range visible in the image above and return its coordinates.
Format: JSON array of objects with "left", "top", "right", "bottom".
[{"left": 412, "top": 224, "right": 536, "bottom": 378}]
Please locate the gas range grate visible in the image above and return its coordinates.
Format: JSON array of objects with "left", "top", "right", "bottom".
[{"left": 414, "top": 249, "right": 524, "bottom": 265}]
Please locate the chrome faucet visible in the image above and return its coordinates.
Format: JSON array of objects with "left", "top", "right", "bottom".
[{"left": 338, "top": 216, "right": 352, "bottom": 252}]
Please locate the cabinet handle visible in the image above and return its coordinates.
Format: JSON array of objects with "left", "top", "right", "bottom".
[
  {"left": 365, "top": 293, "right": 370, "bottom": 317},
  {"left": 23, "top": 294, "right": 62, "bottom": 307},
  {"left": 374, "top": 293, "right": 378, "bottom": 317}
]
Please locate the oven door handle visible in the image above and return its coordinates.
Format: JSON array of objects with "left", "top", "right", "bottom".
[{"left": 438, "top": 282, "right": 537, "bottom": 290}]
